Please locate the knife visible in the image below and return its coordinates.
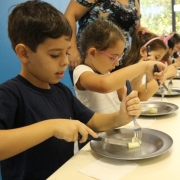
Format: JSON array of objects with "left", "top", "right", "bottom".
[{"left": 78, "top": 134, "right": 128, "bottom": 146}]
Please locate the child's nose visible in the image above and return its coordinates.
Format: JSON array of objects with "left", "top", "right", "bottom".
[{"left": 60, "top": 55, "right": 69, "bottom": 66}]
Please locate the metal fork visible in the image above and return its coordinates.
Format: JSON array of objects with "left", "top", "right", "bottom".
[
  {"left": 160, "top": 86, "right": 165, "bottom": 101},
  {"left": 126, "top": 80, "right": 142, "bottom": 140},
  {"left": 133, "top": 116, "right": 142, "bottom": 140},
  {"left": 168, "top": 79, "right": 173, "bottom": 90}
]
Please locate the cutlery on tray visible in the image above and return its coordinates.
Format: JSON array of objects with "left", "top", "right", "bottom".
[{"left": 126, "top": 80, "right": 142, "bottom": 140}]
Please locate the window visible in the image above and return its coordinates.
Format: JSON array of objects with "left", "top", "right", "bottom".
[
  {"left": 140, "top": 0, "right": 180, "bottom": 33},
  {"left": 140, "top": 0, "right": 172, "bottom": 34},
  {"left": 175, "top": 0, "right": 180, "bottom": 32}
]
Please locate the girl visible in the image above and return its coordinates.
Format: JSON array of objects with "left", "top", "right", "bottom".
[
  {"left": 65, "top": 0, "right": 141, "bottom": 70},
  {"left": 73, "top": 19, "right": 166, "bottom": 113},
  {"left": 123, "top": 27, "right": 178, "bottom": 101}
]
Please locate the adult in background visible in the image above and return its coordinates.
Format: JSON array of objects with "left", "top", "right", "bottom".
[{"left": 65, "top": 0, "right": 141, "bottom": 74}]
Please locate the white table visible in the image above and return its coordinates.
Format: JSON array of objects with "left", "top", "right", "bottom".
[{"left": 47, "top": 80, "right": 180, "bottom": 180}]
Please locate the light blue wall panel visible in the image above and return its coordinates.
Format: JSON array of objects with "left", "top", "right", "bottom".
[{"left": 0, "top": 0, "right": 72, "bottom": 89}]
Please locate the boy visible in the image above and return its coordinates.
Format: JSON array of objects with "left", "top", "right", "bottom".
[{"left": 0, "top": 1, "right": 165, "bottom": 179}]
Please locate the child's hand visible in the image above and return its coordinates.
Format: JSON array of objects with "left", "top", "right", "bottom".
[
  {"left": 160, "top": 63, "right": 178, "bottom": 82},
  {"left": 169, "top": 63, "right": 178, "bottom": 78},
  {"left": 145, "top": 61, "right": 167, "bottom": 80},
  {"left": 118, "top": 86, "right": 141, "bottom": 125},
  {"left": 68, "top": 47, "right": 82, "bottom": 70},
  {"left": 52, "top": 119, "right": 98, "bottom": 143},
  {"left": 175, "top": 56, "right": 180, "bottom": 67}
]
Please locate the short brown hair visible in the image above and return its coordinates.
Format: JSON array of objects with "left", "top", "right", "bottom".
[{"left": 8, "top": 0, "right": 72, "bottom": 52}]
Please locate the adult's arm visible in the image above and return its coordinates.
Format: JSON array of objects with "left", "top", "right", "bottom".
[{"left": 65, "top": 0, "right": 93, "bottom": 69}]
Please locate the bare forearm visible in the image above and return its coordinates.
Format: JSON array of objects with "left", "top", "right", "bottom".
[
  {"left": 138, "top": 79, "right": 159, "bottom": 101},
  {"left": 87, "top": 112, "right": 123, "bottom": 132},
  {"left": 64, "top": 14, "right": 77, "bottom": 48},
  {"left": 131, "top": 74, "right": 144, "bottom": 91},
  {"left": 97, "top": 62, "right": 149, "bottom": 92}
]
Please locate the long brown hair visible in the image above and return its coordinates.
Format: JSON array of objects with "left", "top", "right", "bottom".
[
  {"left": 123, "top": 27, "right": 167, "bottom": 67},
  {"left": 80, "top": 19, "right": 125, "bottom": 60}
]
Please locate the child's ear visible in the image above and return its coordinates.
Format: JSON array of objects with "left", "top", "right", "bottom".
[
  {"left": 15, "top": 44, "right": 29, "bottom": 63},
  {"left": 140, "top": 46, "right": 147, "bottom": 57},
  {"left": 87, "top": 47, "right": 96, "bottom": 59}
]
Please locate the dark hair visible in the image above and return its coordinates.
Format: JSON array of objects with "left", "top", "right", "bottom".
[
  {"left": 172, "top": 33, "right": 180, "bottom": 44},
  {"left": 80, "top": 19, "right": 125, "bottom": 60},
  {"left": 168, "top": 36, "right": 175, "bottom": 50},
  {"left": 123, "top": 27, "right": 167, "bottom": 67},
  {"left": 8, "top": 0, "right": 72, "bottom": 52},
  {"left": 161, "top": 51, "right": 170, "bottom": 61}
]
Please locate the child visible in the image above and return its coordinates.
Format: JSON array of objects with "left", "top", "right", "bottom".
[
  {"left": 73, "top": 20, "right": 166, "bottom": 113},
  {"left": 172, "top": 32, "right": 180, "bottom": 58},
  {"left": 123, "top": 27, "right": 178, "bottom": 101},
  {"left": 161, "top": 33, "right": 175, "bottom": 65},
  {"left": 0, "top": 1, "right": 143, "bottom": 179}
]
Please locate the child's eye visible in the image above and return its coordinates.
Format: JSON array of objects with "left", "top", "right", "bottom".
[
  {"left": 155, "top": 57, "right": 159, "bottom": 60},
  {"left": 51, "top": 54, "right": 59, "bottom": 58},
  {"left": 66, "top": 52, "right": 71, "bottom": 56}
]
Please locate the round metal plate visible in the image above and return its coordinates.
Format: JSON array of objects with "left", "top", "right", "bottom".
[
  {"left": 140, "top": 101, "right": 178, "bottom": 116},
  {"left": 90, "top": 128, "right": 173, "bottom": 160},
  {"left": 174, "top": 72, "right": 180, "bottom": 79},
  {"left": 154, "top": 87, "right": 180, "bottom": 96},
  {"left": 174, "top": 76, "right": 180, "bottom": 79}
]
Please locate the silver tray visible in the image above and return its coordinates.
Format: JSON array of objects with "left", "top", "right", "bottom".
[
  {"left": 155, "top": 87, "right": 180, "bottom": 96},
  {"left": 174, "top": 76, "right": 180, "bottom": 79},
  {"left": 174, "top": 72, "right": 180, "bottom": 79},
  {"left": 140, "top": 101, "right": 178, "bottom": 116},
  {"left": 90, "top": 128, "right": 173, "bottom": 160}
]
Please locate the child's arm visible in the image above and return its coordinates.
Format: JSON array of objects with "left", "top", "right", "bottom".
[
  {"left": 76, "top": 61, "right": 166, "bottom": 93},
  {"left": 130, "top": 74, "right": 144, "bottom": 91},
  {"left": 161, "top": 63, "right": 178, "bottom": 80},
  {"left": 135, "top": 64, "right": 177, "bottom": 101},
  {"left": 0, "top": 88, "right": 141, "bottom": 161},
  {"left": 0, "top": 119, "right": 98, "bottom": 160},
  {"left": 87, "top": 86, "right": 141, "bottom": 131},
  {"left": 137, "top": 79, "right": 159, "bottom": 101}
]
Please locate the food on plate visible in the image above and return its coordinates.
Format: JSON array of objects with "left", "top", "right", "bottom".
[
  {"left": 167, "top": 90, "right": 173, "bottom": 95},
  {"left": 128, "top": 137, "right": 141, "bottom": 149},
  {"left": 149, "top": 107, "right": 158, "bottom": 114}
]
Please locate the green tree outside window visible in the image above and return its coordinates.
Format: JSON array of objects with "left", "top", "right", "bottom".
[{"left": 140, "top": 0, "right": 180, "bottom": 35}]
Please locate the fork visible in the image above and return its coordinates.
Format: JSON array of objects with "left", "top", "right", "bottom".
[
  {"left": 168, "top": 59, "right": 175, "bottom": 90},
  {"left": 126, "top": 80, "right": 142, "bottom": 140},
  {"left": 160, "top": 85, "right": 165, "bottom": 101}
]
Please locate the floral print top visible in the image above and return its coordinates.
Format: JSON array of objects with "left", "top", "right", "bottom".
[{"left": 76, "top": 0, "right": 140, "bottom": 60}]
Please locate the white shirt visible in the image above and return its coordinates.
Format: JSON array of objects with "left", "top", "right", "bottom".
[{"left": 73, "top": 65, "right": 120, "bottom": 114}]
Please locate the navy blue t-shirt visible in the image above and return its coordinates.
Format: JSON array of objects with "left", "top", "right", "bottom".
[{"left": 0, "top": 75, "right": 94, "bottom": 180}]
